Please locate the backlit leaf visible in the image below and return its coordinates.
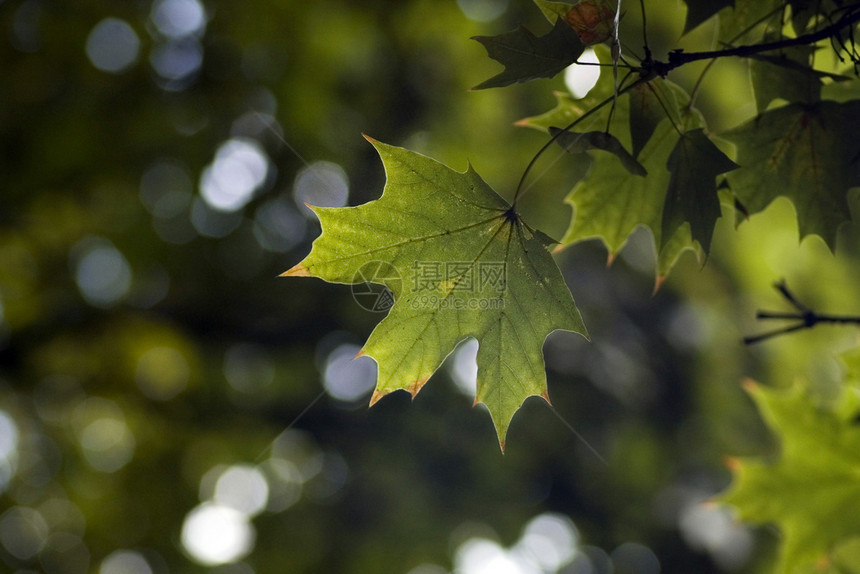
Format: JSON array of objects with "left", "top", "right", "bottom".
[
  {"left": 472, "top": 19, "right": 584, "bottom": 89},
  {"left": 724, "top": 100, "right": 860, "bottom": 248},
  {"left": 285, "top": 137, "right": 587, "bottom": 448},
  {"left": 721, "top": 374, "right": 860, "bottom": 573}
]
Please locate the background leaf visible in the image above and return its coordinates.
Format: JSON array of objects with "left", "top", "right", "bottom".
[
  {"left": 724, "top": 101, "right": 860, "bottom": 248},
  {"left": 748, "top": 44, "right": 824, "bottom": 112},
  {"left": 472, "top": 19, "right": 584, "bottom": 89},
  {"left": 662, "top": 128, "right": 738, "bottom": 252},
  {"left": 721, "top": 375, "right": 860, "bottom": 573}
]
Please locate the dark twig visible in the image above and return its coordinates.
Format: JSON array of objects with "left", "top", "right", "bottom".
[
  {"left": 650, "top": 7, "right": 860, "bottom": 77},
  {"left": 743, "top": 280, "right": 860, "bottom": 344}
]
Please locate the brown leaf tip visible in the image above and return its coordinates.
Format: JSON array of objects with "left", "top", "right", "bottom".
[
  {"left": 541, "top": 390, "right": 552, "bottom": 406},
  {"left": 369, "top": 390, "right": 385, "bottom": 407},
  {"left": 280, "top": 263, "right": 311, "bottom": 277},
  {"left": 407, "top": 377, "right": 430, "bottom": 399},
  {"left": 741, "top": 378, "right": 758, "bottom": 393},
  {"left": 723, "top": 456, "right": 742, "bottom": 472}
]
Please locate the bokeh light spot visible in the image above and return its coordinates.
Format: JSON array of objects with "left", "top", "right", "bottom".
[
  {"left": 200, "top": 138, "right": 271, "bottom": 212},
  {"left": 449, "top": 338, "right": 478, "bottom": 397},
  {"left": 136, "top": 346, "right": 191, "bottom": 401},
  {"left": 252, "top": 199, "right": 307, "bottom": 253},
  {"left": 516, "top": 513, "right": 578, "bottom": 571},
  {"left": 0, "top": 506, "right": 48, "bottom": 560},
  {"left": 322, "top": 344, "right": 377, "bottom": 403},
  {"left": 101, "top": 549, "right": 154, "bottom": 574},
  {"left": 73, "top": 398, "right": 136, "bottom": 473},
  {"left": 457, "top": 0, "right": 508, "bottom": 22},
  {"left": 150, "top": 0, "right": 206, "bottom": 39},
  {"left": 213, "top": 465, "right": 270, "bottom": 516},
  {"left": 150, "top": 38, "right": 203, "bottom": 82},
  {"left": 259, "top": 458, "right": 303, "bottom": 512},
  {"left": 564, "top": 48, "right": 601, "bottom": 99},
  {"left": 292, "top": 161, "right": 348, "bottom": 218},
  {"left": 181, "top": 502, "right": 255, "bottom": 566},
  {"left": 0, "top": 411, "right": 19, "bottom": 476},
  {"left": 85, "top": 18, "right": 140, "bottom": 73},
  {"left": 455, "top": 538, "right": 523, "bottom": 574},
  {"left": 72, "top": 237, "right": 133, "bottom": 308}
]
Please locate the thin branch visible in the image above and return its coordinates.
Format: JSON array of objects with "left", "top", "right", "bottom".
[
  {"left": 743, "top": 280, "right": 860, "bottom": 344},
  {"left": 652, "top": 7, "right": 860, "bottom": 77},
  {"left": 512, "top": 70, "right": 643, "bottom": 207}
]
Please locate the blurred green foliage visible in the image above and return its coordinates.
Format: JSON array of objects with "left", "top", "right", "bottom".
[{"left": 0, "top": 1, "right": 858, "bottom": 573}]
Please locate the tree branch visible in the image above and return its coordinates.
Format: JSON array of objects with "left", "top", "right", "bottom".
[
  {"left": 743, "top": 280, "right": 860, "bottom": 344},
  {"left": 650, "top": 7, "right": 860, "bottom": 77}
]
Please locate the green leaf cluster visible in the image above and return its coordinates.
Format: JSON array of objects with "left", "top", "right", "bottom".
[{"left": 720, "top": 353, "right": 860, "bottom": 573}]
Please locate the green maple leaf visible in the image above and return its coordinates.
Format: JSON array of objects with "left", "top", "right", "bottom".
[
  {"left": 472, "top": 19, "right": 584, "bottom": 89},
  {"left": 720, "top": 378, "right": 860, "bottom": 573},
  {"left": 532, "top": 0, "right": 575, "bottom": 24},
  {"left": 284, "top": 137, "right": 587, "bottom": 449},
  {"left": 629, "top": 81, "right": 688, "bottom": 158},
  {"left": 662, "top": 128, "right": 738, "bottom": 252},
  {"left": 718, "top": 0, "right": 784, "bottom": 43},
  {"left": 748, "top": 42, "right": 827, "bottom": 113},
  {"left": 724, "top": 101, "right": 860, "bottom": 248}
]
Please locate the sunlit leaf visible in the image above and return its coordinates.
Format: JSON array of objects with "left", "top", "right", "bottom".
[
  {"left": 721, "top": 375, "right": 860, "bottom": 573},
  {"left": 285, "top": 137, "right": 587, "bottom": 448}
]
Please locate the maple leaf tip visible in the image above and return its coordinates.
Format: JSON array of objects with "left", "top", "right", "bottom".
[
  {"left": 653, "top": 275, "right": 666, "bottom": 295},
  {"left": 499, "top": 440, "right": 506, "bottom": 454},
  {"left": 280, "top": 263, "right": 310, "bottom": 277},
  {"left": 606, "top": 251, "right": 617, "bottom": 267},
  {"left": 361, "top": 133, "right": 377, "bottom": 144},
  {"left": 723, "top": 456, "right": 742, "bottom": 471},
  {"left": 369, "top": 390, "right": 384, "bottom": 407},
  {"left": 741, "top": 378, "right": 758, "bottom": 393},
  {"left": 541, "top": 390, "right": 552, "bottom": 406},
  {"left": 354, "top": 349, "right": 366, "bottom": 359}
]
